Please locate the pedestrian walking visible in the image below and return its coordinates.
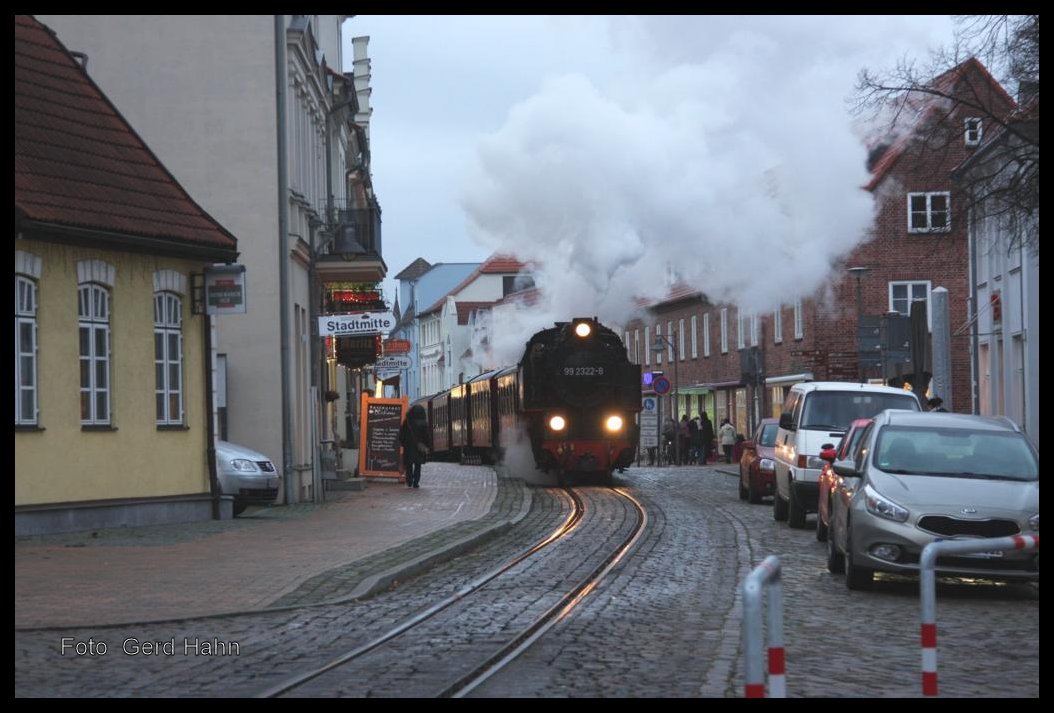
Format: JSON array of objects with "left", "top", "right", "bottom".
[
  {"left": 400, "top": 404, "right": 430, "bottom": 488},
  {"left": 699, "top": 412, "right": 715, "bottom": 464},
  {"left": 719, "top": 418, "right": 737, "bottom": 464},
  {"left": 927, "top": 396, "right": 948, "bottom": 412}
]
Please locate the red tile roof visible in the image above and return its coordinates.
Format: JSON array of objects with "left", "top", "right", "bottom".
[
  {"left": 866, "top": 58, "right": 1015, "bottom": 192},
  {"left": 635, "top": 283, "right": 703, "bottom": 309},
  {"left": 455, "top": 301, "right": 494, "bottom": 325},
  {"left": 479, "top": 254, "right": 527, "bottom": 273},
  {"left": 14, "top": 15, "right": 238, "bottom": 255}
]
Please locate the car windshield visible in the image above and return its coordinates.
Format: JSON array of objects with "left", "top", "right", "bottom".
[
  {"left": 758, "top": 424, "right": 778, "bottom": 447},
  {"left": 874, "top": 426, "right": 1039, "bottom": 481},
  {"left": 800, "top": 391, "right": 919, "bottom": 431}
]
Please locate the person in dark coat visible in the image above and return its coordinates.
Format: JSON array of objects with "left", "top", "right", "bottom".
[
  {"left": 400, "top": 404, "right": 430, "bottom": 488},
  {"left": 699, "top": 413, "right": 715, "bottom": 465}
]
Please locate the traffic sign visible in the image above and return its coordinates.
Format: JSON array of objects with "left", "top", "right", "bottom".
[
  {"left": 374, "top": 355, "right": 412, "bottom": 371},
  {"left": 653, "top": 376, "right": 671, "bottom": 395}
]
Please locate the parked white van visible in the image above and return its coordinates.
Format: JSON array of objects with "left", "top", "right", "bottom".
[{"left": 773, "top": 382, "right": 922, "bottom": 528}]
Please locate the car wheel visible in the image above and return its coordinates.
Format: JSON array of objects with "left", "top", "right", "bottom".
[
  {"left": 826, "top": 523, "right": 845, "bottom": 574},
  {"left": 815, "top": 500, "right": 829, "bottom": 542},
  {"left": 845, "top": 528, "right": 874, "bottom": 590},
  {"left": 787, "top": 483, "right": 807, "bottom": 529},
  {"left": 773, "top": 491, "right": 788, "bottom": 521}
]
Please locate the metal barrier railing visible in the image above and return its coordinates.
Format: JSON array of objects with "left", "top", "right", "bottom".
[
  {"left": 741, "top": 555, "right": 785, "bottom": 698},
  {"left": 919, "top": 533, "right": 1039, "bottom": 696}
]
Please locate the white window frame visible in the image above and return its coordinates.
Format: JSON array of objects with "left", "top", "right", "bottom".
[
  {"left": 666, "top": 320, "right": 674, "bottom": 361},
  {"left": 154, "top": 291, "right": 184, "bottom": 425},
  {"left": 750, "top": 312, "right": 758, "bottom": 347},
  {"left": 773, "top": 308, "right": 783, "bottom": 344},
  {"left": 15, "top": 274, "right": 39, "bottom": 426},
  {"left": 690, "top": 315, "right": 698, "bottom": 359},
  {"left": 655, "top": 323, "right": 662, "bottom": 364},
  {"left": 964, "top": 117, "right": 982, "bottom": 147},
  {"left": 703, "top": 313, "right": 711, "bottom": 357},
  {"left": 678, "top": 318, "right": 686, "bottom": 360},
  {"left": 889, "top": 280, "right": 933, "bottom": 330},
  {"left": 907, "top": 191, "right": 951, "bottom": 233},
  {"left": 793, "top": 299, "right": 804, "bottom": 340},
  {"left": 645, "top": 326, "right": 651, "bottom": 366},
  {"left": 624, "top": 331, "right": 631, "bottom": 358},
  {"left": 736, "top": 310, "right": 745, "bottom": 350},
  {"left": 634, "top": 329, "right": 640, "bottom": 365},
  {"left": 720, "top": 308, "right": 728, "bottom": 354},
  {"left": 79, "top": 283, "right": 112, "bottom": 425}
]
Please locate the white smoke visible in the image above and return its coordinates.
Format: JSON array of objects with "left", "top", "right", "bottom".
[{"left": 460, "top": 16, "right": 950, "bottom": 350}]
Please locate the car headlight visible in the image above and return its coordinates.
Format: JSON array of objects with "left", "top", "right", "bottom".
[
  {"left": 605, "top": 415, "right": 623, "bottom": 432},
  {"left": 806, "top": 455, "right": 828, "bottom": 469},
  {"left": 863, "top": 484, "right": 909, "bottom": 522},
  {"left": 759, "top": 458, "right": 775, "bottom": 471},
  {"left": 549, "top": 415, "right": 566, "bottom": 432},
  {"left": 230, "top": 459, "right": 259, "bottom": 473},
  {"left": 1029, "top": 514, "right": 1039, "bottom": 531}
]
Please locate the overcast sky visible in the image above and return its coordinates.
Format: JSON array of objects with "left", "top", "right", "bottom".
[{"left": 343, "top": 15, "right": 956, "bottom": 323}]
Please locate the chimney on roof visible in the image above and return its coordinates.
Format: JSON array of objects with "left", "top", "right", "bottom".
[{"left": 69, "top": 51, "right": 88, "bottom": 70}]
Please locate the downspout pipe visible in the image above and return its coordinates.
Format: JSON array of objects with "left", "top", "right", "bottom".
[{"left": 276, "top": 15, "right": 295, "bottom": 504}]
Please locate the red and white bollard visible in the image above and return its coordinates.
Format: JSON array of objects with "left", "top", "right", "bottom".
[
  {"left": 741, "top": 555, "right": 785, "bottom": 698},
  {"left": 919, "top": 533, "right": 1039, "bottom": 696}
]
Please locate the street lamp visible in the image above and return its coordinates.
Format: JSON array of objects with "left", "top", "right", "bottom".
[
  {"left": 652, "top": 331, "right": 680, "bottom": 465},
  {"left": 847, "top": 267, "right": 871, "bottom": 384}
]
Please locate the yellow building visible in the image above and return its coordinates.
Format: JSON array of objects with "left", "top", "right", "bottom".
[{"left": 15, "top": 15, "right": 238, "bottom": 533}]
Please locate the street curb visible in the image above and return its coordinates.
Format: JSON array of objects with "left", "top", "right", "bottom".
[{"left": 347, "top": 477, "right": 532, "bottom": 599}]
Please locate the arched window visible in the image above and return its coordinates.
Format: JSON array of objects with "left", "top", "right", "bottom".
[
  {"left": 79, "top": 283, "right": 112, "bottom": 425},
  {"left": 15, "top": 275, "right": 38, "bottom": 425},
  {"left": 154, "top": 291, "right": 184, "bottom": 425}
]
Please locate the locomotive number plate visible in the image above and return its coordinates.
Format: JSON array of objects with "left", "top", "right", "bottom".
[{"left": 562, "top": 366, "right": 605, "bottom": 376}]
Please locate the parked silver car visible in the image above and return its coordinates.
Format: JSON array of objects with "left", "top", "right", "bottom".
[
  {"left": 827, "top": 410, "right": 1039, "bottom": 589},
  {"left": 215, "top": 440, "right": 280, "bottom": 515}
]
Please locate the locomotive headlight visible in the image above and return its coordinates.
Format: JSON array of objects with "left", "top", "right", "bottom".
[
  {"left": 574, "top": 322, "right": 592, "bottom": 338},
  {"left": 549, "top": 415, "right": 567, "bottom": 431},
  {"left": 605, "top": 415, "right": 624, "bottom": 432}
]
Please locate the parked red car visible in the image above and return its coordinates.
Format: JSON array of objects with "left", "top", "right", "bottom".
[
  {"left": 739, "top": 418, "right": 779, "bottom": 504},
  {"left": 815, "top": 418, "right": 872, "bottom": 542}
]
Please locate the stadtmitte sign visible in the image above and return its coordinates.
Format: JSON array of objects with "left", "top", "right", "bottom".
[{"left": 319, "top": 311, "right": 395, "bottom": 337}]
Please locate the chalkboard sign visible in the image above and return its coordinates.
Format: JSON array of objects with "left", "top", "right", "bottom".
[{"left": 358, "top": 395, "right": 408, "bottom": 478}]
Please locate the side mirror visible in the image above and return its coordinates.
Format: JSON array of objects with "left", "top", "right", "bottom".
[
  {"left": 779, "top": 412, "right": 795, "bottom": 431},
  {"left": 819, "top": 443, "right": 836, "bottom": 463},
  {"left": 832, "top": 458, "right": 859, "bottom": 478}
]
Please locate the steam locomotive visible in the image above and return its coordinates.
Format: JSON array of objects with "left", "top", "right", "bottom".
[{"left": 413, "top": 317, "right": 641, "bottom": 482}]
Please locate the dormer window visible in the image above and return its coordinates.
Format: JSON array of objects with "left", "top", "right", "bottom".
[{"left": 964, "top": 118, "right": 982, "bottom": 147}]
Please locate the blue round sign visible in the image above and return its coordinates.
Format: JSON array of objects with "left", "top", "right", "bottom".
[{"left": 653, "top": 376, "right": 671, "bottom": 395}]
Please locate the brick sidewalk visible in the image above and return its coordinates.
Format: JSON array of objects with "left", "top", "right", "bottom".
[{"left": 15, "top": 463, "right": 497, "bottom": 629}]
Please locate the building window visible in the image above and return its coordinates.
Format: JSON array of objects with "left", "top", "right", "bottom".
[
  {"left": 16, "top": 275, "right": 38, "bottom": 425},
  {"left": 624, "top": 330, "right": 631, "bottom": 358},
  {"left": 720, "top": 308, "right": 728, "bottom": 354},
  {"left": 678, "top": 318, "right": 685, "bottom": 360},
  {"left": 773, "top": 308, "right": 783, "bottom": 344},
  {"left": 634, "top": 329, "right": 640, "bottom": 364},
  {"left": 889, "top": 281, "right": 932, "bottom": 328},
  {"left": 666, "top": 320, "right": 674, "bottom": 361},
  {"left": 736, "top": 310, "right": 745, "bottom": 350},
  {"left": 154, "top": 292, "right": 184, "bottom": 425},
  {"left": 907, "top": 192, "right": 951, "bottom": 233},
  {"left": 703, "top": 313, "right": 711, "bottom": 357},
  {"left": 750, "top": 312, "right": 758, "bottom": 347},
  {"left": 964, "top": 118, "right": 982, "bottom": 147},
  {"left": 690, "top": 315, "right": 698, "bottom": 359},
  {"left": 793, "top": 299, "right": 803, "bottom": 340},
  {"left": 655, "top": 323, "right": 662, "bottom": 364},
  {"left": 644, "top": 326, "right": 651, "bottom": 366},
  {"left": 79, "top": 283, "right": 112, "bottom": 425}
]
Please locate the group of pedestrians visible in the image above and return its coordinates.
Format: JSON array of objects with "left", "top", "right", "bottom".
[{"left": 658, "top": 412, "right": 742, "bottom": 465}]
